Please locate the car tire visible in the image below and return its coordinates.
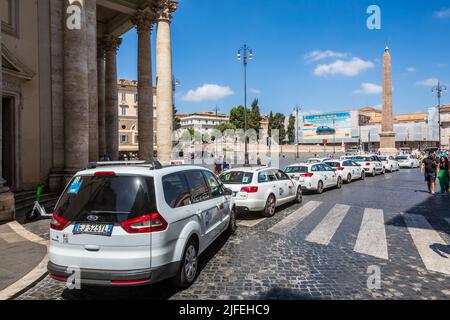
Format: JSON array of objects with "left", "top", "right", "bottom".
[
  {"left": 226, "top": 206, "right": 237, "bottom": 235},
  {"left": 346, "top": 173, "right": 352, "bottom": 184},
  {"left": 262, "top": 194, "right": 276, "bottom": 217},
  {"left": 172, "top": 238, "right": 198, "bottom": 288},
  {"left": 382, "top": 168, "right": 386, "bottom": 175},
  {"left": 337, "top": 177, "right": 343, "bottom": 189},
  {"left": 372, "top": 169, "right": 376, "bottom": 177},
  {"left": 294, "top": 186, "right": 303, "bottom": 204},
  {"left": 317, "top": 181, "right": 324, "bottom": 194},
  {"left": 360, "top": 171, "right": 365, "bottom": 180}
]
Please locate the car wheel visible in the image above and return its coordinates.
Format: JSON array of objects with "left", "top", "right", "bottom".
[
  {"left": 172, "top": 238, "right": 198, "bottom": 288},
  {"left": 294, "top": 186, "right": 303, "bottom": 204},
  {"left": 360, "top": 171, "right": 365, "bottom": 180},
  {"left": 226, "top": 206, "right": 237, "bottom": 235},
  {"left": 337, "top": 177, "right": 343, "bottom": 189},
  {"left": 346, "top": 173, "right": 352, "bottom": 184},
  {"left": 317, "top": 181, "right": 324, "bottom": 194},
  {"left": 382, "top": 168, "right": 386, "bottom": 175},
  {"left": 372, "top": 169, "right": 376, "bottom": 177},
  {"left": 262, "top": 194, "right": 276, "bottom": 217}
]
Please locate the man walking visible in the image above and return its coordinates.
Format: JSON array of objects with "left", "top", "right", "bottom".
[{"left": 421, "top": 153, "right": 438, "bottom": 195}]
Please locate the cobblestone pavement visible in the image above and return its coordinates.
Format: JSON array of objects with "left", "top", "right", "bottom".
[{"left": 17, "top": 169, "right": 450, "bottom": 300}]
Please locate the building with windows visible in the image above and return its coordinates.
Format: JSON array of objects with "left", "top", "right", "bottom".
[
  {"left": 117, "top": 79, "right": 157, "bottom": 157},
  {"left": 0, "top": 0, "right": 178, "bottom": 221},
  {"left": 439, "top": 104, "right": 450, "bottom": 150},
  {"left": 179, "top": 112, "right": 230, "bottom": 134}
]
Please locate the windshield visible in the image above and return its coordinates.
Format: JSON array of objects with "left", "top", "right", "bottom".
[
  {"left": 55, "top": 175, "right": 156, "bottom": 223},
  {"left": 353, "top": 157, "right": 370, "bottom": 162},
  {"left": 285, "top": 166, "right": 308, "bottom": 173},
  {"left": 396, "top": 156, "right": 408, "bottom": 160},
  {"left": 379, "top": 157, "right": 388, "bottom": 161},
  {"left": 219, "top": 171, "right": 253, "bottom": 185}
]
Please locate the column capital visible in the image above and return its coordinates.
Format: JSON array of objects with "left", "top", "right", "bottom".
[
  {"left": 131, "top": 9, "right": 157, "bottom": 33},
  {"left": 156, "top": 0, "right": 178, "bottom": 23},
  {"left": 101, "top": 34, "right": 122, "bottom": 53}
]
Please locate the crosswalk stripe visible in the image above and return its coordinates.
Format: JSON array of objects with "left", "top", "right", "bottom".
[
  {"left": 402, "top": 213, "right": 450, "bottom": 275},
  {"left": 305, "top": 204, "right": 351, "bottom": 245},
  {"left": 238, "top": 217, "right": 267, "bottom": 227},
  {"left": 354, "top": 208, "right": 389, "bottom": 260},
  {"left": 268, "top": 201, "right": 322, "bottom": 235}
]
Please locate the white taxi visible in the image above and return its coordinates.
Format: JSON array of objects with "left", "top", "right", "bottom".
[
  {"left": 378, "top": 155, "right": 400, "bottom": 172},
  {"left": 219, "top": 167, "right": 303, "bottom": 217},
  {"left": 352, "top": 155, "right": 384, "bottom": 177},
  {"left": 284, "top": 162, "right": 343, "bottom": 194},
  {"left": 306, "top": 158, "right": 331, "bottom": 164},
  {"left": 324, "top": 159, "right": 365, "bottom": 183},
  {"left": 396, "top": 155, "right": 420, "bottom": 168}
]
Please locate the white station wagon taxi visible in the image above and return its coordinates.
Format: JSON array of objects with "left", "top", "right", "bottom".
[
  {"left": 219, "top": 167, "right": 303, "bottom": 217},
  {"left": 324, "top": 159, "right": 365, "bottom": 183},
  {"left": 284, "top": 162, "right": 343, "bottom": 194}
]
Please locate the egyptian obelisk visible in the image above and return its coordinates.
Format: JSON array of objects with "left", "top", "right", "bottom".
[{"left": 379, "top": 44, "right": 397, "bottom": 155}]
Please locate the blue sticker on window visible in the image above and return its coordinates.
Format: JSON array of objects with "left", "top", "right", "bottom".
[{"left": 68, "top": 177, "right": 82, "bottom": 195}]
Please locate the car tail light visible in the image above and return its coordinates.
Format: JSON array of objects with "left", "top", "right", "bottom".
[
  {"left": 366, "top": 162, "right": 371, "bottom": 166},
  {"left": 50, "top": 213, "right": 70, "bottom": 231},
  {"left": 301, "top": 172, "right": 314, "bottom": 177},
  {"left": 111, "top": 278, "right": 150, "bottom": 285},
  {"left": 120, "top": 213, "right": 168, "bottom": 234},
  {"left": 240, "top": 186, "right": 259, "bottom": 193},
  {"left": 50, "top": 274, "right": 67, "bottom": 282},
  {"left": 95, "top": 171, "right": 116, "bottom": 176},
  {"left": 337, "top": 167, "right": 345, "bottom": 171}
]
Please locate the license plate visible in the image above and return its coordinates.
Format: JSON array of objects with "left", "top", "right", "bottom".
[{"left": 73, "top": 223, "right": 113, "bottom": 236}]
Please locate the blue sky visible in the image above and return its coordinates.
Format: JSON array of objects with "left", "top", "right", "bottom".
[{"left": 117, "top": 0, "right": 450, "bottom": 116}]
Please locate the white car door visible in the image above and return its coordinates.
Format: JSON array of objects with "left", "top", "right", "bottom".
[
  {"left": 275, "top": 169, "right": 295, "bottom": 203},
  {"left": 350, "top": 161, "right": 362, "bottom": 178},
  {"left": 203, "top": 170, "right": 232, "bottom": 232},
  {"left": 319, "top": 164, "right": 335, "bottom": 187}
]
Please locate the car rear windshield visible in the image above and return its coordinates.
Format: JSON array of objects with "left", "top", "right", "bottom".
[
  {"left": 353, "top": 157, "right": 371, "bottom": 162},
  {"left": 325, "top": 162, "right": 340, "bottom": 168},
  {"left": 219, "top": 171, "right": 253, "bottom": 184},
  {"left": 54, "top": 175, "right": 156, "bottom": 223},
  {"left": 285, "top": 166, "right": 308, "bottom": 173},
  {"left": 379, "top": 157, "right": 387, "bottom": 161},
  {"left": 396, "top": 156, "right": 408, "bottom": 160}
]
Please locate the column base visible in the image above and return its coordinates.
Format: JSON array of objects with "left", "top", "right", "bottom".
[
  {"left": 379, "top": 148, "right": 398, "bottom": 157},
  {"left": 0, "top": 191, "right": 15, "bottom": 222}
]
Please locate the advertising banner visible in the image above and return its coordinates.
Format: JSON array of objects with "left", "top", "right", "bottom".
[{"left": 302, "top": 112, "right": 353, "bottom": 141}]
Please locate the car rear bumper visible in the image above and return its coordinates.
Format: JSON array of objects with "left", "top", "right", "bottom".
[
  {"left": 234, "top": 199, "right": 266, "bottom": 212},
  {"left": 47, "top": 261, "right": 180, "bottom": 287}
]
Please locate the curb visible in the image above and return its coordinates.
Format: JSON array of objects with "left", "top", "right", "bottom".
[{"left": 0, "top": 221, "right": 49, "bottom": 300}]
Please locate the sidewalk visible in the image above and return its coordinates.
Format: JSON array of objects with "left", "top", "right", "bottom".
[{"left": 0, "top": 220, "right": 49, "bottom": 300}]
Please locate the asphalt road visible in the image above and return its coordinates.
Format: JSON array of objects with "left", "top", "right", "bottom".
[{"left": 17, "top": 168, "right": 450, "bottom": 300}]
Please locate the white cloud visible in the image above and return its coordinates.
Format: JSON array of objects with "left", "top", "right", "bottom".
[
  {"left": 353, "top": 82, "right": 382, "bottom": 95},
  {"left": 406, "top": 67, "right": 416, "bottom": 73},
  {"left": 416, "top": 78, "right": 439, "bottom": 87},
  {"left": 250, "top": 88, "right": 262, "bottom": 95},
  {"left": 435, "top": 8, "right": 450, "bottom": 18},
  {"left": 182, "top": 84, "right": 234, "bottom": 102},
  {"left": 304, "top": 50, "right": 347, "bottom": 62},
  {"left": 314, "top": 57, "right": 374, "bottom": 77}
]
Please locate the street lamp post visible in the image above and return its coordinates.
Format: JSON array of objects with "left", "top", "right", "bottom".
[
  {"left": 295, "top": 104, "right": 301, "bottom": 159},
  {"left": 237, "top": 44, "right": 253, "bottom": 166},
  {"left": 432, "top": 81, "right": 447, "bottom": 148},
  {"left": 333, "top": 119, "right": 336, "bottom": 155}
]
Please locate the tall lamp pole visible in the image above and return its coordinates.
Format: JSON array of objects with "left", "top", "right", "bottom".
[
  {"left": 237, "top": 44, "right": 253, "bottom": 165},
  {"left": 432, "top": 81, "right": 447, "bottom": 148},
  {"left": 294, "top": 104, "right": 301, "bottom": 159},
  {"left": 213, "top": 105, "right": 220, "bottom": 156}
]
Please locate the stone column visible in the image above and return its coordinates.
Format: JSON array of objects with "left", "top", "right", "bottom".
[
  {"left": 0, "top": 19, "right": 15, "bottom": 221},
  {"left": 97, "top": 44, "right": 107, "bottom": 158},
  {"left": 131, "top": 10, "right": 156, "bottom": 160},
  {"left": 156, "top": 0, "right": 178, "bottom": 164},
  {"left": 379, "top": 45, "right": 397, "bottom": 156},
  {"left": 63, "top": 0, "right": 90, "bottom": 172},
  {"left": 103, "top": 35, "right": 121, "bottom": 161},
  {"left": 86, "top": 0, "right": 99, "bottom": 161}
]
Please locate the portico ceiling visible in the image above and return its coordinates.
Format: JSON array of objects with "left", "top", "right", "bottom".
[{"left": 97, "top": 0, "right": 160, "bottom": 36}]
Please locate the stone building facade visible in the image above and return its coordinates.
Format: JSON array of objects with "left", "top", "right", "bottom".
[{"left": 0, "top": 0, "right": 178, "bottom": 221}]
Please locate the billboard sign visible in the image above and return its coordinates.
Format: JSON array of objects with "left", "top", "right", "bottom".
[{"left": 302, "top": 112, "right": 353, "bottom": 141}]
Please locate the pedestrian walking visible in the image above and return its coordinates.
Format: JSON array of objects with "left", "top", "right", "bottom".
[
  {"left": 437, "top": 153, "right": 450, "bottom": 195},
  {"left": 421, "top": 153, "right": 438, "bottom": 195}
]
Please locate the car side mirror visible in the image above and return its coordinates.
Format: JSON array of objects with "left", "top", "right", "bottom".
[{"left": 223, "top": 187, "right": 233, "bottom": 196}]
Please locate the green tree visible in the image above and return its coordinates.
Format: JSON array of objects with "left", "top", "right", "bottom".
[
  {"left": 268, "top": 111, "right": 274, "bottom": 137},
  {"left": 217, "top": 122, "right": 237, "bottom": 133},
  {"left": 229, "top": 105, "right": 250, "bottom": 130},
  {"left": 173, "top": 105, "right": 181, "bottom": 130},
  {"left": 270, "top": 113, "right": 286, "bottom": 144},
  {"left": 287, "top": 114, "right": 296, "bottom": 144},
  {"left": 248, "top": 98, "right": 262, "bottom": 132}
]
